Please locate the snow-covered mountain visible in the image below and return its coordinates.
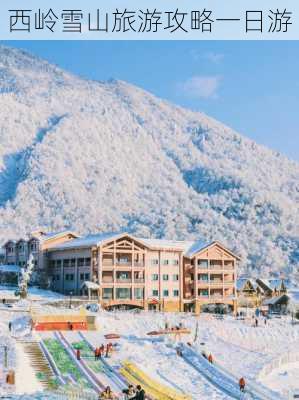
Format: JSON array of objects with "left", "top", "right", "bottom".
[{"left": 0, "top": 45, "right": 298, "bottom": 278}]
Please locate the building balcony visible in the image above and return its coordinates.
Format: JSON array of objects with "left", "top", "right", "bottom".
[
  {"left": 102, "top": 262, "right": 145, "bottom": 269},
  {"left": 116, "top": 279, "right": 132, "bottom": 284},
  {"left": 134, "top": 278, "right": 145, "bottom": 284}
]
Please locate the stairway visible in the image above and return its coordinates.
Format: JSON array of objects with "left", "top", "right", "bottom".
[{"left": 17, "top": 338, "right": 56, "bottom": 389}]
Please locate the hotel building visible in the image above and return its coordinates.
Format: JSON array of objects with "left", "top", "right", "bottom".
[{"left": 2, "top": 231, "right": 239, "bottom": 313}]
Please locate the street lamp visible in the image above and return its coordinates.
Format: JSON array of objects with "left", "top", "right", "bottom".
[{"left": 69, "top": 291, "right": 73, "bottom": 309}]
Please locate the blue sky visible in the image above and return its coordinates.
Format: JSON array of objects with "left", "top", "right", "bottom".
[{"left": 3, "top": 40, "right": 299, "bottom": 162}]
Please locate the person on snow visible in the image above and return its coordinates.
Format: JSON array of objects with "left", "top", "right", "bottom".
[
  {"left": 105, "top": 344, "right": 110, "bottom": 358},
  {"left": 95, "top": 347, "right": 99, "bottom": 361},
  {"left": 122, "top": 384, "right": 136, "bottom": 400},
  {"left": 239, "top": 377, "right": 246, "bottom": 392},
  {"left": 76, "top": 349, "right": 81, "bottom": 361},
  {"left": 255, "top": 318, "right": 258, "bottom": 328},
  {"left": 208, "top": 354, "right": 213, "bottom": 363},
  {"left": 134, "top": 385, "right": 145, "bottom": 400},
  {"left": 99, "top": 386, "right": 115, "bottom": 399}
]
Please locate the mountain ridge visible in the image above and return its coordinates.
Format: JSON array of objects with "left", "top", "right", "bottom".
[{"left": 0, "top": 45, "right": 298, "bottom": 280}]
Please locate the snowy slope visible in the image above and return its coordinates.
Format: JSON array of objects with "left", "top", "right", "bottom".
[{"left": 0, "top": 45, "right": 298, "bottom": 278}]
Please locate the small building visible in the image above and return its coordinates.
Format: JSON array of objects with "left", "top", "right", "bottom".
[
  {"left": 256, "top": 279, "right": 288, "bottom": 298},
  {"left": 2, "top": 230, "right": 79, "bottom": 287},
  {"left": 236, "top": 278, "right": 264, "bottom": 307},
  {"left": 262, "top": 294, "right": 290, "bottom": 314}
]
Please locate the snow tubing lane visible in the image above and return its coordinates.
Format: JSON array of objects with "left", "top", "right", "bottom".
[
  {"left": 120, "top": 361, "right": 191, "bottom": 400},
  {"left": 78, "top": 331, "right": 128, "bottom": 390},
  {"left": 54, "top": 331, "right": 106, "bottom": 392},
  {"left": 180, "top": 344, "right": 273, "bottom": 400},
  {"left": 39, "top": 339, "right": 67, "bottom": 386}
]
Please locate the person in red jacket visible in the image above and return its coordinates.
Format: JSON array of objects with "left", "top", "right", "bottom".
[
  {"left": 208, "top": 354, "right": 213, "bottom": 363},
  {"left": 76, "top": 349, "right": 81, "bottom": 360},
  {"left": 239, "top": 377, "right": 245, "bottom": 392}
]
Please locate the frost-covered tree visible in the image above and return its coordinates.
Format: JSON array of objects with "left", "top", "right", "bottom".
[{"left": 18, "top": 254, "right": 35, "bottom": 299}]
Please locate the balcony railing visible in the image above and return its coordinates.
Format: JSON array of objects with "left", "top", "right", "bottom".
[
  {"left": 116, "top": 279, "right": 132, "bottom": 283},
  {"left": 102, "top": 279, "right": 145, "bottom": 284},
  {"left": 134, "top": 278, "right": 145, "bottom": 284},
  {"left": 102, "top": 261, "right": 145, "bottom": 268}
]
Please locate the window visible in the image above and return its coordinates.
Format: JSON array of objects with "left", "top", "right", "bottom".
[
  {"left": 56, "top": 274, "right": 60, "bottom": 281},
  {"left": 173, "top": 274, "right": 179, "bottom": 281},
  {"left": 30, "top": 241, "right": 38, "bottom": 252},
  {"left": 65, "top": 274, "right": 74, "bottom": 281},
  {"left": 199, "top": 289, "right": 209, "bottom": 297},
  {"left": 71, "top": 258, "right": 76, "bottom": 267},
  {"left": 151, "top": 274, "right": 158, "bottom": 281},
  {"left": 50, "top": 260, "right": 56, "bottom": 268},
  {"left": 198, "top": 259, "right": 208, "bottom": 268},
  {"left": 78, "top": 258, "right": 84, "bottom": 267},
  {"left": 103, "top": 288, "right": 113, "bottom": 299},
  {"left": 134, "top": 288, "right": 144, "bottom": 299},
  {"left": 163, "top": 274, "right": 169, "bottom": 281},
  {"left": 116, "top": 288, "right": 131, "bottom": 299},
  {"left": 172, "top": 260, "right": 179, "bottom": 265},
  {"left": 173, "top": 290, "right": 179, "bottom": 297},
  {"left": 56, "top": 260, "right": 62, "bottom": 267},
  {"left": 163, "top": 290, "right": 169, "bottom": 297},
  {"left": 84, "top": 273, "right": 90, "bottom": 281},
  {"left": 80, "top": 273, "right": 84, "bottom": 280},
  {"left": 163, "top": 260, "right": 169, "bottom": 265},
  {"left": 117, "top": 272, "right": 130, "bottom": 281},
  {"left": 7, "top": 246, "right": 14, "bottom": 254},
  {"left": 152, "top": 290, "right": 159, "bottom": 297},
  {"left": 63, "top": 259, "right": 70, "bottom": 268},
  {"left": 151, "top": 259, "right": 159, "bottom": 265},
  {"left": 85, "top": 257, "right": 91, "bottom": 266},
  {"left": 18, "top": 243, "right": 25, "bottom": 254},
  {"left": 198, "top": 274, "right": 208, "bottom": 281}
]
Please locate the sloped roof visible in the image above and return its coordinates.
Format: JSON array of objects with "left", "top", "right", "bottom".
[
  {"left": 47, "top": 231, "right": 240, "bottom": 259},
  {"left": 139, "top": 238, "right": 195, "bottom": 253},
  {"left": 258, "top": 279, "right": 287, "bottom": 292},
  {"left": 236, "top": 278, "right": 258, "bottom": 291},
  {"left": 50, "top": 232, "right": 125, "bottom": 250},
  {"left": 81, "top": 281, "right": 100, "bottom": 290},
  {"left": 262, "top": 294, "right": 289, "bottom": 306},
  {"left": 33, "top": 230, "right": 79, "bottom": 242}
]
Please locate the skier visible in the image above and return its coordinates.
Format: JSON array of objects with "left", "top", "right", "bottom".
[
  {"left": 239, "top": 377, "right": 246, "bottom": 392},
  {"left": 105, "top": 344, "right": 109, "bottom": 358},
  {"left": 76, "top": 349, "right": 81, "bottom": 361},
  {"left": 94, "top": 347, "right": 98, "bottom": 361},
  {"left": 255, "top": 318, "right": 258, "bottom": 328},
  {"left": 208, "top": 354, "right": 213, "bottom": 363}
]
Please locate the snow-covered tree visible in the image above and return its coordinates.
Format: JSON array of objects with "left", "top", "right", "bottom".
[{"left": 18, "top": 254, "right": 35, "bottom": 299}]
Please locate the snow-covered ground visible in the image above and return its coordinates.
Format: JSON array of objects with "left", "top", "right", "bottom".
[
  {"left": 0, "top": 285, "right": 65, "bottom": 301},
  {"left": 1, "top": 302, "right": 299, "bottom": 399}
]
